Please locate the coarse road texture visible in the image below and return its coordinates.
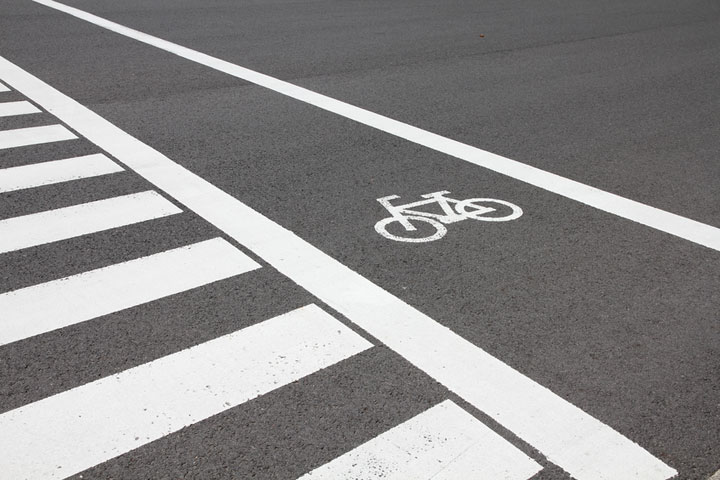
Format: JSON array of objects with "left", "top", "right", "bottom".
[{"left": 0, "top": 0, "right": 718, "bottom": 479}]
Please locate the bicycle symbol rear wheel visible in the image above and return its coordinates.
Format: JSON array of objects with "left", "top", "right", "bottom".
[{"left": 374, "top": 215, "right": 447, "bottom": 243}]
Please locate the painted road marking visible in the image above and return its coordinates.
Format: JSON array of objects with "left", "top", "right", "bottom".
[
  {"left": 0, "top": 153, "right": 124, "bottom": 193},
  {"left": 0, "top": 100, "right": 41, "bottom": 117},
  {"left": 0, "top": 238, "right": 260, "bottom": 346},
  {"left": 0, "top": 190, "right": 181, "bottom": 254},
  {"left": 0, "top": 124, "right": 76, "bottom": 150},
  {"left": 299, "top": 400, "right": 542, "bottom": 480},
  {"left": 0, "top": 81, "right": 9, "bottom": 92},
  {"left": 0, "top": 304, "right": 372, "bottom": 480},
  {"left": 31, "top": 0, "right": 720, "bottom": 252},
  {"left": 375, "top": 190, "right": 522, "bottom": 243},
  {"left": 0, "top": 56, "right": 676, "bottom": 480}
]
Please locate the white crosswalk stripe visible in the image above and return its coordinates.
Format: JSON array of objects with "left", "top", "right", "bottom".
[
  {"left": 0, "top": 237, "right": 260, "bottom": 346},
  {"left": 0, "top": 304, "right": 372, "bottom": 480},
  {"left": 0, "top": 100, "right": 41, "bottom": 117},
  {"left": 299, "top": 400, "right": 542, "bottom": 480},
  {"left": 0, "top": 153, "right": 124, "bottom": 193},
  {"left": 0, "top": 81, "right": 9, "bottom": 92},
  {"left": 0, "top": 124, "right": 77, "bottom": 149},
  {"left": 0, "top": 190, "right": 182, "bottom": 254}
]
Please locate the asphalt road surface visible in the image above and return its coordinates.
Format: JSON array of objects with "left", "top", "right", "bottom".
[{"left": 0, "top": 0, "right": 718, "bottom": 479}]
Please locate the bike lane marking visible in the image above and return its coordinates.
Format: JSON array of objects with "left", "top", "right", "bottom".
[
  {"left": 374, "top": 191, "right": 522, "bottom": 243},
  {"left": 30, "top": 0, "right": 720, "bottom": 252},
  {"left": 0, "top": 54, "right": 676, "bottom": 480}
]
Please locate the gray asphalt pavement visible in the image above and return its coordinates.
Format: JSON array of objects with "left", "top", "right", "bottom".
[{"left": 0, "top": 0, "right": 718, "bottom": 479}]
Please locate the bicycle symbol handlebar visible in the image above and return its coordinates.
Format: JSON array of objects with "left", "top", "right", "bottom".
[{"left": 374, "top": 190, "right": 522, "bottom": 243}]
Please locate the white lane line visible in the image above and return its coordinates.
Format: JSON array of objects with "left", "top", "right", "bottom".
[
  {"left": 0, "top": 124, "right": 76, "bottom": 150},
  {"left": 0, "top": 190, "right": 181, "bottom": 254},
  {"left": 30, "top": 0, "right": 720, "bottom": 252},
  {"left": 0, "top": 81, "right": 9, "bottom": 92},
  {"left": 0, "top": 100, "right": 41, "bottom": 117},
  {"left": 0, "top": 237, "right": 260, "bottom": 346},
  {"left": 0, "top": 304, "right": 372, "bottom": 480},
  {"left": 0, "top": 56, "right": 677, "bottom": 480},
  {"left": 299, "top": 400, "right": 541, "bottom": 480},
  {"left": 0, "top": 153, "right": 124, "bottom": 193}
]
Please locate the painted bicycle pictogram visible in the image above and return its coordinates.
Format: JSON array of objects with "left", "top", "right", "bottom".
[{"left": 374, "top": 190, "right": 522, "bottom": 243}]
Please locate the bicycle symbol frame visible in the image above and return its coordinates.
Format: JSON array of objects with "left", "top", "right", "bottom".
[{"left": 374, "top": 190, "right": 522, "bottom": 243}]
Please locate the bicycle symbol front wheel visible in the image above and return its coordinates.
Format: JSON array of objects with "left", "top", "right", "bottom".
[
  {"left": 374, "top": 215, "right": 447, "bottom": 243},
  {"left": 455, "top": 198, "right": 523, "bottom": 221}
]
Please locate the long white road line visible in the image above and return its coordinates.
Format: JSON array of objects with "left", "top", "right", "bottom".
[
  {"left": 0, "top": 100, "right": 41, "bottom": 117},
  {"left": 0, "top": 153, "right": 124, "bottom": 193},
  {"left": 0, "top": 238, "right": 260, "bottom": 346},
  {"left": 0, "top": 124, "right": 76, "bottom": 150},
  {"left": 299, "top": 400, "right": 542, "bottom": 480},
  {"left": 30, "top": 0, "right": 720, "bottom": 252},
  {"left": 0, "top": 190, "right": 181, "bottom": 254},
  {"left": 0, "top": 304, "right": 373, "bottom": 480},
  {"left": 0, "top": 55, "right": 677, "bottom": 480}
]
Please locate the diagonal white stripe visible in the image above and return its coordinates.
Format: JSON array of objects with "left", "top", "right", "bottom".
[
  {"left": 0, "top": 100, "right": 41, "bottom": 117},
  {"left": 0, "top": 237, "right": 260, "bottom": 346},
  {"left": 0, "top": 304, "right": 372, "bottom": 480},
  {"left": 0, "top": 124, "right": 76, "bottom": 150},
  {"left": 0, "top": 190, "right": 181, "bottom": 254},
  {"left": 300, "top": 400, "right": 542, "bottom": 480},
  {"left": 0, "top": 153, "right": 124, "bottom": 193}
]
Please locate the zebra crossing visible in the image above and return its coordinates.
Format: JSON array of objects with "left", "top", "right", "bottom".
[
  {"left": 0, "top": 75, "right": 546, "bottom": 479},
  {"left": 1, "top": 305, "right": 373, "bottom": 480}
]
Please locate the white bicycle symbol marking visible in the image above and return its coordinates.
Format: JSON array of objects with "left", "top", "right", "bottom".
[{"left": 374, "top": 190, "right": 522, "bottom": 243}]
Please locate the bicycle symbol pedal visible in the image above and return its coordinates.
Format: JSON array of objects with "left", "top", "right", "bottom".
[{"left": 374, "top": 190, "right": 522, "bottom": 243}]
